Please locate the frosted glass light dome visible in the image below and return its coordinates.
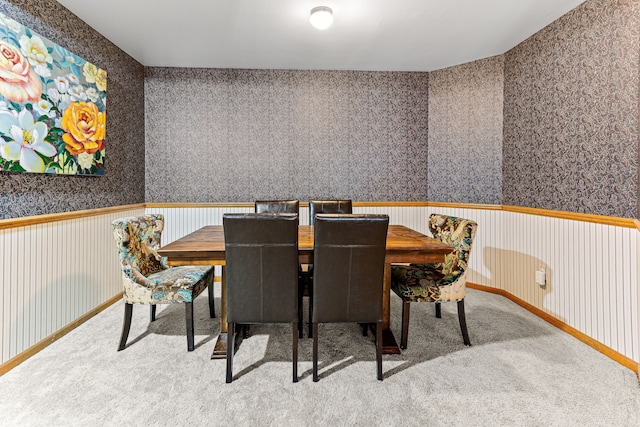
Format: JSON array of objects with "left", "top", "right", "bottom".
[{"left": 310, "top": 6, "right": 333, "bottom": 30}]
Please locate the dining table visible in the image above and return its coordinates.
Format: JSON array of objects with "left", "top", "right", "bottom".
[{"left": 157, "top": 224, "right": 453, "bottom": 358}]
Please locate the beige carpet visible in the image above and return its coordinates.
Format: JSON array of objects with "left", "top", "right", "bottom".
[{"left": 0, "top": 288, "right": 639, "bottom": 426}]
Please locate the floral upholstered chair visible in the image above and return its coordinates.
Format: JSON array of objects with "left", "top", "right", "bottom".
[
  {"left": 391, "top": 214, "right": 477, "bottom": 348},
  {"left": 112, "top": 214, "right": 215, "bottom": 352}
]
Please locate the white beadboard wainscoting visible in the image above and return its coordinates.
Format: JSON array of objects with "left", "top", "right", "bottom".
[
  {"left": 1, "top": 204, "right": 637, "bottom": 371},
  {"left": 0, "top": 206, "right": 145, "bottom": 367},
  {"left": 150, "top": 204, "right": 640, "bottom": 366}
]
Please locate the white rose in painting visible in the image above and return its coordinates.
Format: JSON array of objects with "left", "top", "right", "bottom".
[
  {"left": 0, "top": 12, "right": 23, "bottom": 34},
  {"left": 86, "top": 87, "right": 99, "bottom": 103},
  {"left": 55, "top": 76, "right": 69, "bottom": 94},
  {"left": 68, "top": 85, "right": 87, "bottom": 102},
  {"left": 76, "top": 152, "right": 94, "bottom": 171},
  {"left": 19, "top": 34, "right": 53, "bottom": 78},
  {"left": 33, "top": 98, "right": 55, "bottom": 118},
  {"left": 47, "top": 87, "right": 60, "bottom": 103}
]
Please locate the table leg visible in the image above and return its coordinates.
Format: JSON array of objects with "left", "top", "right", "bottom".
[
  {"left": 211, "top": 266, "right": 228, "bottom": 359},
  {"left": 381, "top": 263, "right": 401, "bottom": 354}
]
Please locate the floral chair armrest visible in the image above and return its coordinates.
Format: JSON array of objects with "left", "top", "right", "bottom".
[{"left": 159, "top": 255, "right": 170, "bottom": 269}]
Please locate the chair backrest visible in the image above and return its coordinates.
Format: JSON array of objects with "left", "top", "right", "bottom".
[
  {"left": 312, "top": 214, "right": 389, "bottom": 323},
  {"left": 223, "top": 213, "right": 299, "bottom": 324},
  {"left": 255, "top": 200, "right": 299, "bottom": 214},
  {"left": 112, "top": 214, "right": 166, "bottom": 278},
  {"left": 428, "top": 214, "right": 478, "bottom": 281},
  {"left": 309, "top": 200, "right": 352, "bottom": 226}
]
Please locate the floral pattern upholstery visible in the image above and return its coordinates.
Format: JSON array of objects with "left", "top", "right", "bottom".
[
  {"left": 391, "top": 214, "right": 477, "bottom": 303},
  {"left": 112, "top": 214, "right": 214, "bottom": 305}
]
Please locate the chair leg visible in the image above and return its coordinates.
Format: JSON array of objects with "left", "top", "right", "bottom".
[
  {"left": 308, "top": 286, "right": 313, "bottom": 339},
  {"left": 226, "top": 322, "right": 236, "bottom": 383},
  {"left": 312, "top": 323, "right": 319, "bottom": 382},
  {"left": 186, "top": 302, "right": 195, "bottom": 351},
  {"left": 208, "top": 283, "right": 216, "bottom": 318},
  {"left": 435, "top": 302, "right": 442, "bottom": 318},
  {"left": 292, "top": 323, "right": 299, "bottom": 383},
  {"left": 298, "top": 280, "right": 304, "bottom": 338},
  {"left": 118, "top": 303, "right": 133, "bottom": 351},
  {"left": 150, "top": 305, "right": 156, "bottom": 322},
  {"left": 360, "top": 323, "right": 368, "bottom": 336},
  {"left": 400, "top": 300, "right": 410, "bottom": 350},
  {"left": 376, "top": 321, "right": 383, "bottom": 381},
  {"left": 457, "top": 299, "right": 471, "bottom": 346}
]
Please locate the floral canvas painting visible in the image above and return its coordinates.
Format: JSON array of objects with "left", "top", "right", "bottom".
[{"left": 0, "top": 12, "right": 106, "bottom": 176}]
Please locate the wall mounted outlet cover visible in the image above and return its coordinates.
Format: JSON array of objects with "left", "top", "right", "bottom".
[{"left": 535, "top": 270, "right": 546, "bottom": 286}]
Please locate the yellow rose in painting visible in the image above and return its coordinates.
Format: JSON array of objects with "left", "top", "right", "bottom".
[
  {"left": 61, "top": 101, "right": 106, "bottom": 155},
  {"left": 0, "top": 40, "right": 42, "bottom": 103}
]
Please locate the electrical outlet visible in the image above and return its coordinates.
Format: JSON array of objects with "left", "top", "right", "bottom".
[{"left": 535, "top": 270, "right": 546, "bottom": 287}]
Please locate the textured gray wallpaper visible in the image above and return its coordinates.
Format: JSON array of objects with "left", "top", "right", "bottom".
[
  {"left": 428, "top": 56, "right": 504, "bottom": 205},
  {"left": 0, "top": 0, "right": 145, "bottom": 219},
  {"left": 503, "top": 0, "right": 639, "bottom": 218},
  {"left": 5, "top": 0, "right": 638, "bottom": 219},
  {"left": 145, "top": 68, "right": 428, "bottom": 203}
]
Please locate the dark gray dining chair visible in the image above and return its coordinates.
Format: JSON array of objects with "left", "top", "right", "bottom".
[
  {"left": 223, "top": 213, "right": 300, "bottom": 383},
  {"left": 311, "top": 214, "right": 389, "bottom": 381},
  {"left": 254, "top": 200, "right": 299, "bottom": 214},
  {"left": 300, "top": 200, "right": 353, "bottom": 338},
  {"left": 253, "top": 200, "right": 304, "bottom": 335},
  {"left": 308, "top": 199, "right": 352, "bottom": 226}
]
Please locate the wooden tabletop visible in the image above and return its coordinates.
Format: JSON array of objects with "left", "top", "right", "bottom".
[{"left": 158, "top": 225, "right": 452, "bottom": 266}]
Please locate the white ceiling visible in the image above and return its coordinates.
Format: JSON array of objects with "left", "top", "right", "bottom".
[{"left": 55, "top": 0, "right": 584, "bottom": 72}]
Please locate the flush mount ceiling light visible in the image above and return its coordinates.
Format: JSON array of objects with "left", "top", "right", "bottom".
[{"left": 310, "top": 6, "right": 333, "bottom": 30}]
